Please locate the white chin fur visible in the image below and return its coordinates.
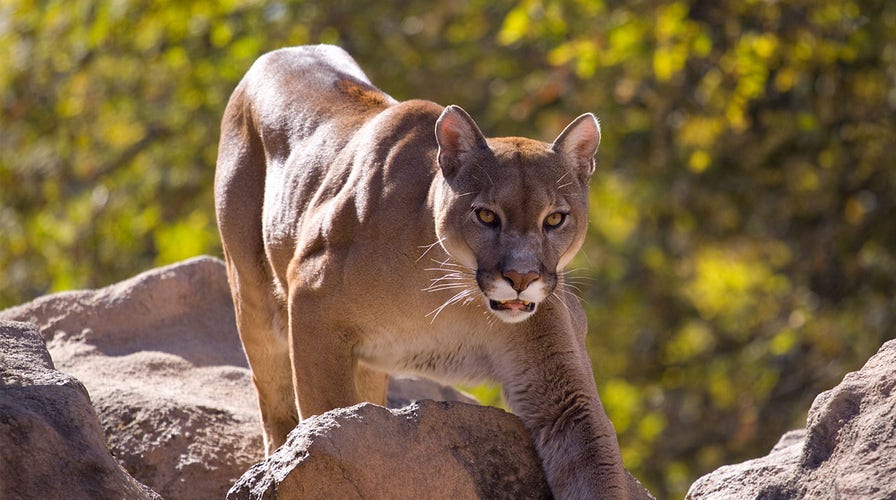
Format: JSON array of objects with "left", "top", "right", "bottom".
[{"left": 489, "top": 304, "right": 537, "bottom": 324}]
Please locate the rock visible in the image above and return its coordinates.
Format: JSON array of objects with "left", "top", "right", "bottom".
[
  {"left": 687, "top": 339, "right": 896, "bottom": 499},
  {"left": 0, "top": 321, "right": 160, "bottom": 499},
  {"left": 227, "top": 400, "right": 553, "bottom": 499},
  {"left": 0, "top": 256, "right": 263, "bottom": 499}
]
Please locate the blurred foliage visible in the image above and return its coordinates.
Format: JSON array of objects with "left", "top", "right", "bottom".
[{"left": 2, "top": 0, "right": 895, "bottom": 497}]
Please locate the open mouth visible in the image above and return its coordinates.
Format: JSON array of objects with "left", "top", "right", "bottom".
[{"left": 489, "top": 299, "right": 536, "bottom": 313}]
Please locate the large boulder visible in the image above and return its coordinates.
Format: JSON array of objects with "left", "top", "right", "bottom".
[
  {"left": 687, "top": 339, "right": 896, "bottom": 499},
  {"left": 228, "top": 400, "right": 553, "bottom": 499},
  {"left": 0, "top": 321, "right": 159, "bottom": 499},
  {"left": 0, "top": 256, "right": 262, "bottom": 499}
]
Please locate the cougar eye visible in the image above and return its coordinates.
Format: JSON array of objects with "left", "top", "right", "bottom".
[
  {"left": 475, "top": 208, "right": 499, "bottom": 227},
  {"left": 544, "top": 212, "right": 567, "bottom": 228}
]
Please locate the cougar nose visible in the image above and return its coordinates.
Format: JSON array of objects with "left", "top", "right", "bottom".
[{"left": 502, "top": 270, "right": 540, "bottom": 292}]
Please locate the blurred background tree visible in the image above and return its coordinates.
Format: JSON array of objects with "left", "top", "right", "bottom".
[{"left": 1, "top": 0, "right": 894, "bottom": 497}]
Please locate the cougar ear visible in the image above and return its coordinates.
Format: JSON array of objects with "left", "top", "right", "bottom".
[
  {"left": 551, "top": 113, "right": 601, "bottom": 180},
  {"left": 435, "top": 105, "right": 489, "bottom": 181}
]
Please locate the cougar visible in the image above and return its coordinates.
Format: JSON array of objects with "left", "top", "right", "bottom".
[{"left": 215, "top": 44, "right": 633, "bottom": 498}]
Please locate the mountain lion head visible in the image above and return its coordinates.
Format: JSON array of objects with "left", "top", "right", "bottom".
[{"left": 432, "top": 105, "right": 600, "bottom": 324}]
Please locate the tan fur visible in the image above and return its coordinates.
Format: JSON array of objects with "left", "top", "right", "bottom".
[{"left": 215, "top": 45, "right": 631, "bottom": 498}]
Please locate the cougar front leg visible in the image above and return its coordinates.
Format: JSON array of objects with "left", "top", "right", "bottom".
[
  {"left": 288, "top": 298, "right": 364, "bottom": 419},
  {"left": 354, "top": 363, "right": 389, "bottom": 406},
  {"left": 499, "top": 312, "right": 632, "bottom": 498}
]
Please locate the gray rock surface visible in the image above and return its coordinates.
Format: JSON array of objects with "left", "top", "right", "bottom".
[
  {"left": 228, "top": 400, "right": 554, "bottom": 500},
  {"left": 687, "top": 339, "right": 896, "bottom": 499},
  {"left": 1, "top": 256, "right": 262, "bottom": 499},
  {"left": 0, "top": 321, "right": 160, "bottom": 499}
]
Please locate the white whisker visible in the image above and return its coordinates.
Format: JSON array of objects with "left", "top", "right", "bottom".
[
  {"left": 478, "top": 167, "right": 495, "bottom": 187},
  {"left": 575, "top": 247, "right": 594, "bottom": 267},
  {"left": 556, "top": 170, "right": 571, "bottom": 184},
  {"left": 554, "top": 286, "right": 584, "bottom": 305},
  {"left": 549, "top": 291, "right": 575, "bottom": 315},
  {"left": 423, "top": 284, "right": 471, "bottom": 293},
  {"left": 560, "top": 268, "right": 594, "bottom": 296},
  {"left": 425, "top": 279, "right": 469, "bottom": 288},
  {"left": 561, "top": 283, "right": 586, "bottom": 294},
  {"left": 427, "top": 287, "right": 477, "bottom": 323},
  {"left": 429, "top": 257, "right": 473, "bottom": 271},
  {"left": 424, "top": 268, "right": 470, "bottom": 275},
  {"left": 416, "top": 238, "right": 446, "bottom": 263},
  {"left": 561, "top": 267, "right": 592, "bottom": 276},
  {"left": 424, "top": 272, "right": 468, "bottom": 281},
  {"left": 482, "top": 308, "right": 496, "bottom": 328},
  {"left": 563, "top": 279, "right": 592, "bottom": 287}
]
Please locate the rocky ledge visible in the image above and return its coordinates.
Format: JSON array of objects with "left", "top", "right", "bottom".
[{"left": 1, "top": 256, "right": 892, "bottom": 498}]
